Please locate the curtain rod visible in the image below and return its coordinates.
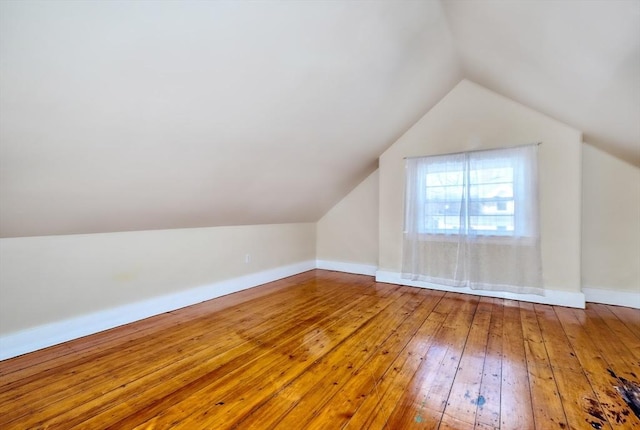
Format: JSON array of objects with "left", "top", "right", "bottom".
[{"left": 403, "top": 142, "right": 541, "bottom": 160}]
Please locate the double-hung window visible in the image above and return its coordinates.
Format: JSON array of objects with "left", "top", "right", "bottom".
[
  {"left": 408, "top": 145, "right": 537, "bottom": 239},
  {"left": 402, "top": 144, "right": 542, "bottom": 295}
]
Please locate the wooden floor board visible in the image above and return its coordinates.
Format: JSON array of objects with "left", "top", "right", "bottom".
[
  {"left": 442, "top": 297, "right": 492, "bottom": 427},
  {"left": 35, "top": 282, "right": 373, "bottom": 429},
  {"left": 0, "top": 272, "right": 328, "bottom": 386},
  {"left": 473, "top": 298, "right": 504, "bottom": 429},
  {"left": 519, "top": 302, "right": 568, "bottom": 430},
  {"left": 165, "top": 296, "right": 389, "bottom": 429},
  {"left": 340, "top": 291, "right": 447, "bottom": 430},
  {"left": 590, "top": 304, "right": 640, "bottom": 356},
  {"left": 0, "top": 270, "right": 638, "bottom": 429},
  {"left": 554, "top": 306, "right": 640, "bottom": 429},
  {"left": 500, "top": 300, "right": 535, "bottom": 430},
  {"left": 236, "top": 289, "right": 437, "bottom": 429},
  {"left": 0, "top": 270, "right": 317, "bottom": 380},
  {"left": 291, "top": 291, "right": 450, "bottom": 430},
  {"left": 0, "top": 277, "right": 356, "bottom": 426}
]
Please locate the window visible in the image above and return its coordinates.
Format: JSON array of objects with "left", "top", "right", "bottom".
[
  {"left": 423, "top": 158, "right": 515, "bottom": 236},
  {"left": 405, "top": 145, "right": 537, "bottom": 239},
  {"left": 402, "top": 144, "right": 543, "bottom": 295}
]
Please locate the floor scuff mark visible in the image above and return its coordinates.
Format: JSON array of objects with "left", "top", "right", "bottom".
[{"left": 607, "top": 369, "right": 640, "bottom": 420}]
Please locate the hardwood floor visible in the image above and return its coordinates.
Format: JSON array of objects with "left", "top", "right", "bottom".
[{"left": 1, "top": 270, "right": 639, "bottom": 429}]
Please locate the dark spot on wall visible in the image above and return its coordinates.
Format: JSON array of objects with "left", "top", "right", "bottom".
[{"left": 215, "top": 401, "right": 224, "bottom": 406}]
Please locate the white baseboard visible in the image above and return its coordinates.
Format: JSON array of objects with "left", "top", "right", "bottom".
[
  {"left": 7, "top": 260, "right": 633, "bottom": 361},
  {"left": 375, "top": 270, "right": 586, "bottom": 309},
  {"left": 0, "top": 260, "right": 315, "bottom": 361},
  {"left": 583, "top": 287, "right": 640, "bottom": 309},
  {"left": 315, "top": 260, "right": 377, "bottom": 276}
]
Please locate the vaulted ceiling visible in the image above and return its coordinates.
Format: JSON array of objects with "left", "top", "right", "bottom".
[
  {"left": 443, "top": 0, "right": 639, "bottom": 164},
  {"left": 1, "top": 0, "right": 638, "bottom": 238}
]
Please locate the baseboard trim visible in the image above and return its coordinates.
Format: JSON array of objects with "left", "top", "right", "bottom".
[
  {"left": 7, "top": 261, "right": 630, "bottom": 360},
  {"left": 375, "top": 270, "right": 586, "bottom": 309},
  {"left": 583, "top": 287, "right": 640, "bottom": 309},
  {"left": 315, "top": 260, "right": 377, "bottom": 276},
  {"left": 0, "top": 260, "right": 316, "bottom": 361}
]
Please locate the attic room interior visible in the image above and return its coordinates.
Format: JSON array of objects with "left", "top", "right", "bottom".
[{"left": 0, "top": 0, "right": 639, "bottom": 428}]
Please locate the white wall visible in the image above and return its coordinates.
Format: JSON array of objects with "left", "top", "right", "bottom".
[
  {"left": 0, "top": 223, "right": 315, "bottom": 337},
  {"left": 315, "top": 83, "right": 639, "bottom": 307},
  {"left": 316, "top": 170, "right": 378, "bottom": 271},
  {"left": 379, "top": 80, "right": 583, "bottom": 294},
  {"left": 582, "top": 144, "right": 640, "bottom": 296}
]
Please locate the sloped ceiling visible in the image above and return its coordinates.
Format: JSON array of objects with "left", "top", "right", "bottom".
[
  {"left": 442, "top": 0, "right": 640, "bottom": 165},
  {"left": 0, "top": 1, "right": 637, "bottom": 238},
  {"left": 0, "top": 0, "right": 460, "bottom": 237}
]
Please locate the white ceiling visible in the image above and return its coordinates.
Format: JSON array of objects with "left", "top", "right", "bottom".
[
  {"left": 443, "top": 0, "right": 640, "bottom": 164},
  {"left": 0, "top": 0, "right": 637, "bottom": 238}
]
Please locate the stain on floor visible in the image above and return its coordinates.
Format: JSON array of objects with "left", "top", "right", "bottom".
[
  {"left": 616, "top": 377, "right": 640, "bottom": 419},
  {"left": 607, "top": 369, "right": 640, "bottom": 420}
]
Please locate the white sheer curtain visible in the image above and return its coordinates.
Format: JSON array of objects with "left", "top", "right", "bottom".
[{"left": 402, "top": 144, "right": 543, "bottom": 295}]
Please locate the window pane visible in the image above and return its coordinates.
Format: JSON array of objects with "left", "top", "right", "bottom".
[
  {"left": 470, "top": 215, "right": 514, "bottom": 233},
  {"left": 418, "top": 155, "right": 522, "bottom": 236}
]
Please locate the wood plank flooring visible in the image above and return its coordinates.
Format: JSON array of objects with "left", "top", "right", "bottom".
[{"left": 1, "top": 270, "right": 639, "bottom": 429}]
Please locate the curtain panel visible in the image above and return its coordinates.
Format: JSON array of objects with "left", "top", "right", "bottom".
[{"left": 401, "top": 144, "right": 543, "bottom": 295}]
